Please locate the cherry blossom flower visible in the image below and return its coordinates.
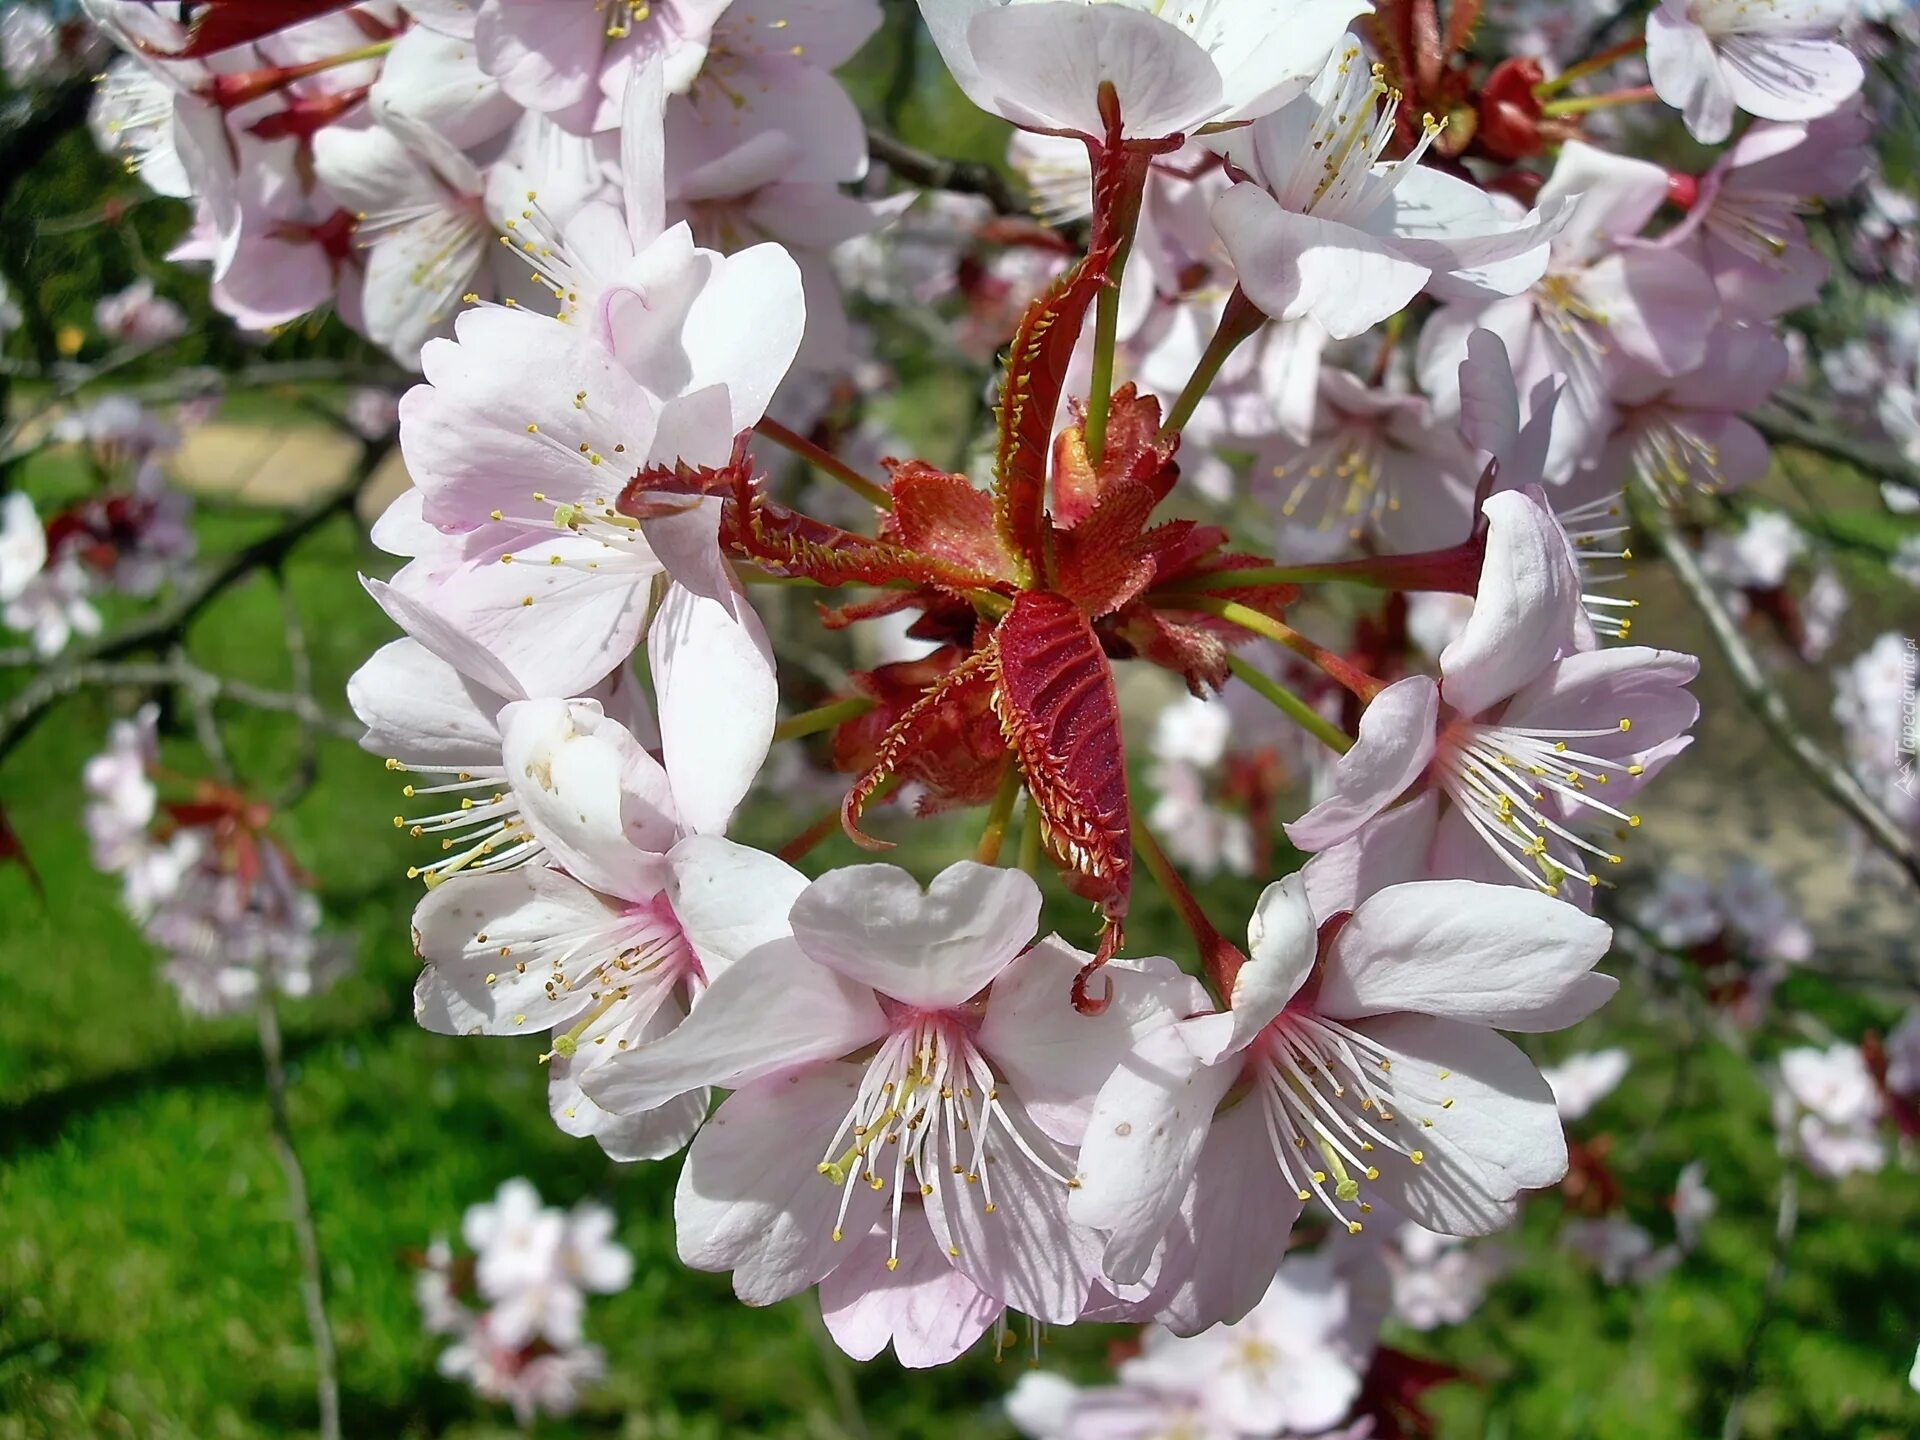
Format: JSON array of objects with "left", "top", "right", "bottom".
[
  {"left": 1419, "top": 142, "right": 1720, "bottom": 482},
  {"left": 1673, "top": 1160, "right": 1718, "bottom": 1251},
  {"left": 1542, "top": 1049, "right": 1631, "bottom": 1123},
  {"left": 917, "top": 0, "right": 1367, "bottom": 140},
  {"left": 1369, "top": 1216, "right": 1510, "bottom": 1331},
  {"left": 583, "top": 861, "right": 1201, "bottom": 1361},
  {"left": 93, "top": 278, "right": 187, "bottom": 345},
  {"left": 1134, "top": 1253, "right": 1371, "bottom": 1434},
  {"left": 410, "top": 688, "right": 786, "bottom": 1160},
  {"left": 1775, "top": 1042, "right": 1888, "bottom": 1178},
  {"left": 1072, "top": 868, "right": 1612, "bottom": 1331},
  {"left": 1285, "top": 492, "right": 1699, "bottom": 899},
  {"left": 1647, "top": 0, "right": 1864, "bottom": 145},
  {"left": 1212, "top": 41, "right": 1562, "bottom": 342},
  {"left": 0, "top": 491, "right": 102, "bottom": 658},
  {"left": 422, "top": 1178, "right": 631, "bottom": 1425}
]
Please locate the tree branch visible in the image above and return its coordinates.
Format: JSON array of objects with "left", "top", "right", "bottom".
[
  {"left": 1753, "top": 404, "right": 1920, "bottom": 496},
  {"left": 865, "top": 127, "right": 1031, "bottom": 218},
  {"left": 0, "top": 439, "right": 392, "bottom": 765},
  {"left": 1634, "top": 485, "right": 1920, "bottom": 891}
]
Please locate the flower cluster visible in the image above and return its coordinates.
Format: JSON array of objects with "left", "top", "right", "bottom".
[
  {"left": 62, "top": 0, "right": 1910, "bottom": 1382},
  {"left": 1773, "top": 1012, "right": 1920, "bottom": 1179},
  {"left": 81, "top": 705, "right": 348, "bottom": 1015},
  {"left": 416, "top": 1178, "right": 633, "bottom": 1425},
  {"left": 0, "top": 389, "right": 195, "bottom": 657}
]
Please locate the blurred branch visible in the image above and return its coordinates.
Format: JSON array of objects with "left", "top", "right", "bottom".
[
  {"left": 866, "top": 126, "right": 1030, "bottom": 217},
  {"left": 5, "top": 657, "right": 360, "bottom": 742},
  {"left": 1719, "top": 1167, "right": 1799, "bottom": 1440},
  {"left": 255, "top": 987, "right": 343, "bottom": 1440},
  {"left": 1634, "top": 484, "right": 1920, "bottom": 892},
  {"left": 0, "top": 438, "right": 392, "bottom": 765},
  {"left": 1753, "top": 402, "right": 1920, "bottom": 497}
]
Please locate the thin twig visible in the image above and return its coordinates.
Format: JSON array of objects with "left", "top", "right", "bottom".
[
  {"left": 1633, "top": 485, "right": 1920, "bottom": 891},
  {"left": 1753, "top": 404, "right": 1920, "bottom": 497},
  {"left": 1719, "top": 1167, "right": 1799, "bottom": 1440},
  {"left": 800, "top": 1304, "right": 870, "bottom": 1440},
  {"left": 0, "top": 439, "right": 392, "bottom": 766},
  {"left": 256, "top": 989, "right": 344, "bottom": 1440},
  {"left": 14, "top": 659, "right": 362, "bottom": 742},
  {"left": 865, "top": 127, "right": 1031, "bottom": 218}
]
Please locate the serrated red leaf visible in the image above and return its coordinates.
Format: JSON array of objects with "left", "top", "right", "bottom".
[
  {"left": 1050, "top": 384, "right": 1178, "bottom": 528},
  {"left": 991, "top": 136, "right": 1157, "bottom": 583},
  {"left": 832, "top": 649, "right": 1010, "bottom": 818},
  {"left": 992, "top": 592, "right": 1131, "bottom": 919},
  {"left": 884, "top": 461, "right": 1016, "bottom": 583},
  {"left": 1049, "top": 482, "right": 1160, "bottom": 617},
  {"left": 842, "top": 646, "right": 1004, "bottom": 847},
  {"left": 1112, "top": 604, "right": 1233, "bottom": 697},
  {"left": 149, "top": 0, "right": 359, "bottom": 56},
  {"left": 721, "top": 480, "right": 1009, "bottom": 596}
]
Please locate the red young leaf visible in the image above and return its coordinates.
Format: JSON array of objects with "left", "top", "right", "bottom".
[
  {"left": 833, "top": 649, "right": 1010, "bottom": 818},
  {"left": 992, "top": 592, "right": 1131, "bottom": 920},
  {"left": 1112, "top": 604, "right": 1233, "bottom": 697},
  {"left": 152, "top": 0, "right": 359, "bottom": 56},
  {"left": 1050, "top": 384, "right": 1179, "bottom": 528},
  {"left": 720, "top": 473, "right": 1010, "bottom": 597},
  {"left": 991, "top": 133, "right": 1157, "bottom": 583},
  {"left": 1049, "top": 482, "right": 1161, "bottom": 617},
  {"left": 884, "top": 460, "right": 1016, "bottom": 583},
  {"left": 842, "top": 646, "right": 1003, "bottom": 847}
]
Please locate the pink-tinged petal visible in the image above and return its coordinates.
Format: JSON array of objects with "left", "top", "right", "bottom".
[
  {"left": 1213, "top": 185, "right": 1432, "bottom": 341},
  {"left": 1285, "top": 677, "right": 1440, "bottom": 852},
  {"left": 650, "top": 581, "right": 776, "bottom": 836},
  {"left": 360, "top": 574, "right": 527, "bottom": 700},
  {"left": 1382, "top": 168, "right": 1560, "bottom": 281},
  {"left": 689, "top": 243, "right": 806, "bottom": 432},
  {"left": 961, "top": 2, "right": 1224, "bottom": 138},
  {"left": 1497, "top": 646, "right": 1701, "bottom": 793},
  {"left": 1578, "top": 249, "right": 1717, "bottom": 379},
  {"left": 1647, "top": 4, "right": 1737, "bottom": 143},
  {"left": 924, "top": 1093, "right": 1098, "bottom": 1324},
  {"left": 1318, "top": 879, "right": 1617, "bottom": 1031},
  {"left": 475, "top": 0, "right": 602, "bottom": 120},
  {"left": 978, "top": 938, "right": 1208, "bottom": 1147},
  {"left": 581, "top": 941, "right": 889, "bottom": 1114},
  {"left": 1302, "top": 791, "right": 1442, "bottom": 919},
  {"left": 1537, "top": 140, "right": 1673, "bottom": 264},
  {"left": 1666, "top": 322, "right": 1791, "bottom": 411},
  {"left": 348, "top": 637, "right": 505, "bottom": 766},
  {"left": 1720, "top": 34, "right": 1862, "bottom": 125},
  {"left": 405, "top": 308, "right": 663, "bottom": 523},
  {"left": 1457, "top": 330, "right": 1521, "bottom": 457},
  {"left": 1350, "top": 1012, "right": 1568, "bottom": 1235},
  {"left": 1146, "top": 1098, "right": 1304, "bottom": 1335},
  {"left": 379, "top": 533, "right": 660, "bottom": 701},
  {"left": 664, "top": 835, "right": 808, "bottom": 981},
  {"left": 818, "top": 1211, "right": 1002, "bottom": 1368},
  {"left": 549, "top": 997, "right": 705, "bottom": 1160},
  {"left": 588, "top": 1086, "right": 709, "bottom": 1162},
  {"left": 619, "top": 56, "right": 667, "bottom": 244},
  {"left": 411, "top": 869, "right": 608, "bottom": 1035},
  {"left": 497, "top": 698, "right": 678, "bottom": 898},
  {"left": 1439, "top": 491, "right": 1582, "bottom": 718},
  {"left": 789, "top": 862, "right": 1041, "bottom": 1010},
  {"left": 1069, "top": 1024, "right": 1236, "bottom": 1286},
  {"left": 1183, "top": 873, "right": 1317, "bottom": 1067},
  {"left": 675, "top": 1063, "right": 885, "bottom": 1304}
]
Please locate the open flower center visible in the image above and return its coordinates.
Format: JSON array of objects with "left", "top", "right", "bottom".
[
  {"left": 1245, "top": 1011, "right": 1452, "bottom": 1234},
  {"left": 388, "top": 757, "right": 542, "bottom": 885},
  {"left": 1433, "top": 712, "right": 1646, "bottom": 896},
  {"left": 815, "top": 1014, "right": 1072, "bottom": 1271}
]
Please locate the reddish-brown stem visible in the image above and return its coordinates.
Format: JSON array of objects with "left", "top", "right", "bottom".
[
  {"left": 1133, "top": 819, "right": 1245, "bottom": 1000},
  {"left": 1534, "top": 34, "right": 1649, "bottom": 98},
  {"left": 754, "top": 417, "right": 892, "bottom": 510}
]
